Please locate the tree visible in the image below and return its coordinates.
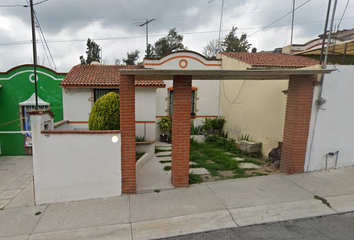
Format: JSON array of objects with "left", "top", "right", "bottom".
[
  {"left": 152, "top": 28, "right": 187, "bottom": 58},
  {"left": 202, "top": 39, "right": 220, "bottom": 58},
  {"left": 79, "top": 38, "right": 101, "bottom": 64},
  {"left": 123, "top": 50, "right": 140, "bottom": 65},
  {"left": 114, "top": 58, "right": 121, "bottom": 65},
  {"left": 222, "top": 27, "right": 251, "bottom": 52},
  {"left": 89, "top": 92, "right": 120, "bottom": 130}
]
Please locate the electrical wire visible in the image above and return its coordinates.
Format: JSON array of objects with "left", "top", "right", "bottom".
[
  {"left": 248, "top": 0, "right": 311, "bottom": 38},
  {"left": 33, "top": 10, "right": 57, "bottom": 70},
  {"left": 337, "top": 0, "right": 350, "bottom": 30}
]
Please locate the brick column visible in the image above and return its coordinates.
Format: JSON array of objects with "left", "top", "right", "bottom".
[
  {"left": 119, "top": 73, "right": 136, "bottom": 194},
  {"left": 281, "top": 75, "right": 316, "bottom": 174},
  {"left": 171, "top": 75, "right": 192, "bottom": 187}
]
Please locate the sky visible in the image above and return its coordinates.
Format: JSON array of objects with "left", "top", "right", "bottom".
[{"left": 0, "top": 0, "right": 353, "bottom": 72}]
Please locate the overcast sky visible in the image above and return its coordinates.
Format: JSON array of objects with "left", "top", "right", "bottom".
[{"left": 0, "top": 0, "right": 353, "bottom": 72}]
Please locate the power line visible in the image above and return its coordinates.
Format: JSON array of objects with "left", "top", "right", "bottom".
[
  {"left": 33, "top": 10, "right": 57, "bottom": 70},
  {"left": 1, "top": 16, "right": 352, "bottom": 47},
  {"left": 0, "top": 0, "right": 49, "bottom": 8},
  {"left": 337, "top": 0, "right": 350, "bottom": 30},
  {"left": 248, "top": 0, "right": 312, "bottom": 38}
]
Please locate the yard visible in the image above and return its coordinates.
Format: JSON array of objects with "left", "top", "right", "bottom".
[{"left": 156, "top": 135, "right": 280, "bottom": 184}]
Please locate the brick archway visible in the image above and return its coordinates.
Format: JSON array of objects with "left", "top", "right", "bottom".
[{"left": 119, "top": 67, "right": 332, "bottom": 194}]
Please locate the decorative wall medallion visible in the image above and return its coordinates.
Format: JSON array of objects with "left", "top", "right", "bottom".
[{"left": 179, "top": 59, "right": 188, "bottom": 69}]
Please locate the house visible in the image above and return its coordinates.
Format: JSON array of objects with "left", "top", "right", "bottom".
[
  {"left": 29, "top": 50, "right": 332, "bottom": 202},
  {"left": 217, "top": 52, "right": 321, "bottom": 155},
  {"left": 59, "top": 63, "right": 165, "bottom": 140},
  {"left": 0, "top": 65, "right": 66, "bottom": 156},
  {"left": 283, "top": 28, "right": 354, "bottom": 65},
  {"left": 148, "top": 51, "right": 222, "bottom": 134}
]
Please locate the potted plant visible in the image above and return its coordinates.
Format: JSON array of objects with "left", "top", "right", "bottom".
[
  {"left": 167, "top": 133, "right": 172, "bottom": 144},
  {"left": 157, "top": 116, "right": 172, "bottom": 142},
  {"left": 211, "top": 117, "right": 226, "bottom": 135},
  {"left": 202, "top": 118, "right": 213, "bottom": 136}
]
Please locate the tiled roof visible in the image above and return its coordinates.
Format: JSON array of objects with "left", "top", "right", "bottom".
[
  {"left": 220, "top": 52, "right": 320, "bottom": 68},
  {"left": 61, "top": 64, "right": 165, "bottom": 87}
]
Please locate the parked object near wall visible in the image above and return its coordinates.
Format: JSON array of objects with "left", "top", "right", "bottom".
[{"left": 267, "top": 141, "right": 282, "bottom": 169}]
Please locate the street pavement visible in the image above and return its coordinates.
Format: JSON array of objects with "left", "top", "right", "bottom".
[
  {"left": 0, "top": 156, "right": 354, "bottom": 240},
  {"left": 160, "top": 212, "right": 354, "bottom": 240}
]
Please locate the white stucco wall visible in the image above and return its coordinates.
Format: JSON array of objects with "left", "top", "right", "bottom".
[
  {"left": 31, "top": 114, "right": 122, "bottom": 204},
  {"left": 305, "top": 65, "right": 354, "bottom": 171},
  {"left": 135, "top": 88, "right": 156, "bottom": 140},
  {"left": 62, "top": 88, "right": 92, "bottom": 121}
]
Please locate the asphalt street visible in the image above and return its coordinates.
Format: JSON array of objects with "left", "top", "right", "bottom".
[{"left": 161, "top": 212, "right": 354, "bottom": 240}]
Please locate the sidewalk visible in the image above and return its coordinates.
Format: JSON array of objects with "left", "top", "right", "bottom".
[{"left": 1, "top": 156, "right": 354, "bottom": 240}]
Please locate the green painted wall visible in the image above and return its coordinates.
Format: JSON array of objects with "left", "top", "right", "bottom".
[{"left": 0, "top": 65, "right": 66, "bottom": 156}]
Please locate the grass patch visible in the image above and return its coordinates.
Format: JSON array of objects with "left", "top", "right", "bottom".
[
  {"left": 155, "top": 148, "right": 171, "bottom": 153},
  {"left": 189, "top": 173, "right": 203, "bottom": 184},
  {"left": 136, "top": 152, "right": 145, "bottom": 162},
  {"left": 189, "top": 136, "right": 268, "bottom": 182},
  {"left": 157, "top": 154, "right": 171, "bottom": 158},
  {"left": 154, "top": 189, "right": 160, "bottom": 193},
  {"left": 241, "top": 158, "right": 263, "bottom": 165},
  {"left": 159, "top": 160, "right": 172, "bottom": 164},
  {"left": 314, "top": 195, "right": 331, "bottom": 208},
  {"left": 163, "top": 166, "right": 171, "bottom": 171},
  {"left": 190, "top": 139, "right": 246, "bottom": 177}
]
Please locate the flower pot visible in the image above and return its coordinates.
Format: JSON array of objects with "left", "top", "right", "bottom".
[{"left": 160, "top": 134, "right": 167, "bottom": 142}]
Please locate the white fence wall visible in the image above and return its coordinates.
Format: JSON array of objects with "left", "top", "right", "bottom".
[
  {"left": 305, "top": 66, "right": 354, "bottom": 171},
  {"left": 31, "top": 113, "right": 122, "bottom": 204}
]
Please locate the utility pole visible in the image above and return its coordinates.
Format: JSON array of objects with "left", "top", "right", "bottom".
[
  {"left": 30, "top": 0, "right": 38, "bottom": 110},
  {"left": 138, "top": 19, "right": 155, "bottom": 57},
  {"left": 290, "top": 0, "right": 295, "bottom": 46},
  {"left": 218, "top": 0, "right": 225, "bottom": 52},
  {"left": 324, "top": 0, "right": 338, "bottom": 67}
]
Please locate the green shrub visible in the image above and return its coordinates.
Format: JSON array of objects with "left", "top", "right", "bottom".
[
  {"left": 202, "top": 118, "right": 213, "bottom": 131},
  {"left": 135, "top": 136, "right": 147, "bottom": 142},
  {"left": 157, "top": 116, "right": 172, "bottom": 133},
  {"left": 89, "top": 92, "right": 120, "bottom": 130},
  {"left": 211, "top": 117, "right": 226, "bottom": 129},
  {"left": 190, "top": 125, "right": 203, "bottom": 135},
  {"left": 189, "top": 173, "right": 203, "bottom": 184}
]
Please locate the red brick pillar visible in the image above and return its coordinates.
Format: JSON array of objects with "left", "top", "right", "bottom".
[
  {"left": 171, "top": 75, "right": 192, "bottom": 187},
  {"left": 281, "top": 75, "right": 316, "bottom": 174},
  {"left": 119, "top": 73, "right": 136, "bottom": 194}
]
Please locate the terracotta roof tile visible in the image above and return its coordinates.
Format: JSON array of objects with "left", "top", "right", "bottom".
[
  {"left": 220, "top": 52, "right": 320, "bottom": 68},
  {"left": 61, "top": 64, "right": 165, "bottom": 87}
]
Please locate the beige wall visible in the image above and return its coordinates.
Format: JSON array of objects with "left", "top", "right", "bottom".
[{"left": 218, "top": 54, "right": 288, "bottom": 155}]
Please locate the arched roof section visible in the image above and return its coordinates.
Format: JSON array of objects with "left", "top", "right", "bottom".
[{"left": 144, "top": 50, "right": 221, "bottom": 70}]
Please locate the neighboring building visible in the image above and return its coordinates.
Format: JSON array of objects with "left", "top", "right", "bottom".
[
  {"left": 217, "top": 52, "right": 320, "bottom": 155},
  {"left": 305, "top": 65, "right": 354, "bottom": 171},
  {"left": 60, "top": 63, "right": 165, "bottom": 140},
  {"left": 283, "top": 28, "right": 354, "bottom": 65},
  {"left": 0, "top": 65, "right": 66, "bottom": 156}
]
